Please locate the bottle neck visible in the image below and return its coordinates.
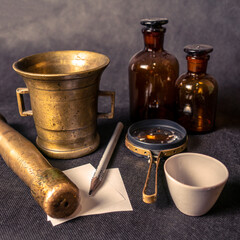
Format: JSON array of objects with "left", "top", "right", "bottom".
[
  {"left": 142, "top": 28, "right": 165, "bottom": 51},
  {"left": 187, "top": 55, "right": 209, "bottom": 74}
]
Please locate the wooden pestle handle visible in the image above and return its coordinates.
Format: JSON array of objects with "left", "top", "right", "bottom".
[{"left": 0, "top": 114, "right": 80, "bottom": 218}]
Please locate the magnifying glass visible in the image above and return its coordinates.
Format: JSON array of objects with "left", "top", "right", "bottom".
[{"left": 125, "top": 119, "right": 187, "bottom": 204}]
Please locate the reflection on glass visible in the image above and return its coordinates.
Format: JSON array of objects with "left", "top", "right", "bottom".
[{"left": 131, "top": 126, "right": 183, "bottom": 144}]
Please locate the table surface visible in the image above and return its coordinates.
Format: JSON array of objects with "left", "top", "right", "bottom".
[{"left": 0, "top": 98, "right": 240, "bottom": 240}]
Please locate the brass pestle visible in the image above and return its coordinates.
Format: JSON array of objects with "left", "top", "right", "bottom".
[{"left": 0, "top": 114, "right": 80, "bottom": 218}]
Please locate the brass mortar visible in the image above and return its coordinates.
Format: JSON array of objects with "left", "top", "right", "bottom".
[{"left": 13, "top": 51, "right": 115, "bottom": 159}]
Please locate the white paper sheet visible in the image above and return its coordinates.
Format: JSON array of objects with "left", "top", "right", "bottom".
[{"left": 48, "top": 164, "right": 133, "bottom": 226}]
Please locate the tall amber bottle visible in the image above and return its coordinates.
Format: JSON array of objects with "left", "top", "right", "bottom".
[
  {"left": 175, "top": 44, "right": 218, "bottom": 132},
  {"left": 129, "top": 18, "right": 179, "bottom": 122}
]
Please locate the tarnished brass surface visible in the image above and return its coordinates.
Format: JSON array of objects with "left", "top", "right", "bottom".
[
  {"left": 0, "top": 114, "right": 80, "bottom": 218},
  {"left": 13, "top": 51, "right": 115, "bottom": 159}
]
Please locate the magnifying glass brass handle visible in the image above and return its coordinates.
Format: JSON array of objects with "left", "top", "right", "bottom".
[{"left": 142, "top": 151, "right": 163, "bottom": 204}]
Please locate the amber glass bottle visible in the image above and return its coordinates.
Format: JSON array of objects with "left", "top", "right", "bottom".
[
  {"left": 129, "top": 18, "right": 179, "bottom": 122},
  {"left": 175, "top": 44, "right": 218, "bottom": 132}
]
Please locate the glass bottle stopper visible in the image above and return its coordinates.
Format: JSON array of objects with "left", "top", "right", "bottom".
[
  {"left": 140, "top": 18, "right": 168, "bottom": 28},
  {"left": 184, "top": 44, "right": 213, "bottom": 56}
]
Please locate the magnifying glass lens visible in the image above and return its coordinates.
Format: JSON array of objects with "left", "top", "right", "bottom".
[{"left": 131, "top": 127, "right": 183, "bottom": 144}]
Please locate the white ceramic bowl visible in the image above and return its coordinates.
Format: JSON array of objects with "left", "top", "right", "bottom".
[{"left": 164, "top": 153, "right": 229, "bottom": 216}]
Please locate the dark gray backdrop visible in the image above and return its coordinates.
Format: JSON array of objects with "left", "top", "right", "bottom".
[{"left": 0, "top": 0, "right": 239, "bottom": 239}]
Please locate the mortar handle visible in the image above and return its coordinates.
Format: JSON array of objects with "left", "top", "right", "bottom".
[
  {"left": 16, "top": 88, "right": 33, "bottom": 117},
  {"left": 97, "top": 90, "right": 115, "bottom": 119}
]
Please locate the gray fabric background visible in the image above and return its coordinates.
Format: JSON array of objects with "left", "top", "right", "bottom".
[{"left": 0, "top": 0, "right": 239, "bottom": 239}]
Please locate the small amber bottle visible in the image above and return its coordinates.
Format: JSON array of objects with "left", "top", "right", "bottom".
[
  {"left": 129, "top": 18, "right": 179, "bottom": 122},
  {"left": 175, "top": 44, "right": 218, "bottom": 132}
]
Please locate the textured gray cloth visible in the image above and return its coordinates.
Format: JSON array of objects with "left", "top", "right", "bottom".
[{"left": 0, "top": 0, "right": 240, "bottom": 239}]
